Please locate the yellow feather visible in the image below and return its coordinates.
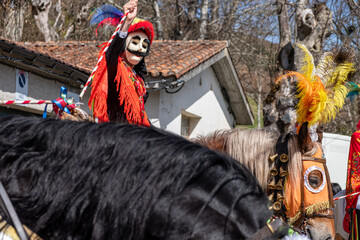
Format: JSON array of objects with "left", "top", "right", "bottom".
[
  {"left": 321, "top": 84, "right": 349, "bottom": 123},
  {"left": 296, "top": 44, "right": 315, "bottom": 81},
  {"left": 319, "top": 61, "right": 355, "bottom": 123},
  {"left": 277, "top": 51, "right": 355, "bottom": 126},
  {"left": 327, "top": 62, "right": 355, "bottom": 87},
  {"left": 316, "top": 52, "right": 335, "bottom": 85},
  {"left": 309, "top": 89, "right": 327, "bottom": 125}
]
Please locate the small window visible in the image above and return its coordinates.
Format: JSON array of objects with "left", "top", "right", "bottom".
[
  {"left": 181, "top": 115, "right": 190, "bottom": 137},
  {"left": 181, "top": 110, "right": 201, "bottom": 137}
]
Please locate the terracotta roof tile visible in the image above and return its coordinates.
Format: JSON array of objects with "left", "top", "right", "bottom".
[{"left": 2, "top": 38, "right": 228, "bottom": 79}]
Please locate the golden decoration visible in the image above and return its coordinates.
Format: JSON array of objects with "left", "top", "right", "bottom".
[
  {"left": 275, "top": 180, "right": 283, "bottom": 190},
  {"left": 273, "top": 202, "right": 282, "bottom": 211},
  {"left": 277, "top": 192, "right": 285, "bottom": 202},
  {"left": 279, "top": 167, "right": 288, "bottom": 178},
  {"left": 280, "top": 154, "right": 289, "bottom": 163},
  {"left": 268, "top": 154, "right": 278, "bottom": 162},
  {"left": 270, "top": 167, "right": 278, "bottom": 176},
  {"left": 268, "top": 178, "right": 276, "bottom": 190},
  {"left": 268, "top": 192, "right": 275, "bottom": 202}
]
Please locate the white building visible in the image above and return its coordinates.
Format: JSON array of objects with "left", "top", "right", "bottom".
[
  {"left": 323, "top": 133, "right": 351, "bottom": 190},
  {"left": 0, "top": 38, "right": 253, "bottom": 137}
]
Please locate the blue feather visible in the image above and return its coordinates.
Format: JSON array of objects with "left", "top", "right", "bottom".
[
  {"left": 90, "top": 5, "right": 124, "bottom": 26},
  {"left": 346, "top": 82, "right": 360, "bottom": 102}
]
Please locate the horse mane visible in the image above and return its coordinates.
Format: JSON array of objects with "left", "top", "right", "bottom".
[
  {"left": 195, "top": 128, "right": 302, "bottom": 193},
  {"left": 0, "top": 116, "right": 273, "bottom": 240},
  {"left": 193, "top": 130, "right": 231, "bottom": 153},
  {"left": 227, "top": 128, "right": 302, "bottom": 193}
]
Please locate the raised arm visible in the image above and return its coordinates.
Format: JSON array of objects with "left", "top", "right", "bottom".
[{"left": 106, "top": 0, "right": 138, "bottom": 64}]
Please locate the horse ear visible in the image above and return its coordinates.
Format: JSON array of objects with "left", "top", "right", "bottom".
[
  {"left": 316, "top": 126, "right": 323, "bottom": 144},
  {"left": 298, "top": 122, "right": 314, "bottom": 153}
]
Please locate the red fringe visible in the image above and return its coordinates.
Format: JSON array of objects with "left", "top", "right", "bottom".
[
  {"left": 88, "top": 46, "right": 109, "bottom": 122},
  {"left": 89, "top": 44, "right": 149, "bottom": 126},
  {"left": 116, "top": 60, "right": 149, "bottom": 126}
]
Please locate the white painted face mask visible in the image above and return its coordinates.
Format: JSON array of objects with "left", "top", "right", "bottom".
[{"left": 124, "top": 30, "right": 150, "bottom": 66}]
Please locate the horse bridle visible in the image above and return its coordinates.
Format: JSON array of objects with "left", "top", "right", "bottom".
[
  {"left": 268, "top": 135, "right": 334, "bottom": 236},
  {"left": 294, "top": 148, "right": 334, "bottom": 234}
]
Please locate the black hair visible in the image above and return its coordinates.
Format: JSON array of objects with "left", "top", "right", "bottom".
[
  {"left": 331, "top": 182, "right": 342, "bottom": 196},
  {"left": 0, "top": 116, "right": 273, "bottom": 240}
]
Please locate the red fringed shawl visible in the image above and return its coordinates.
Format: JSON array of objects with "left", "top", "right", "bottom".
[
  {"left": 344, "top": 130, "right": 360, "bottom": 233},
  {"left": 88, "top": 47, "right": 150, "bottom": 127}
]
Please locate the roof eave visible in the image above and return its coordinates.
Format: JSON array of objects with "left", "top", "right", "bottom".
[
  {"left": 211, "top": 48, "right": 254, "bottom": 125},
  {"left": 0, "top": 39, "right": 89, "bottom": 88},
  {"left": 147, "top": 47, "right": 254, "bottom": 126}
]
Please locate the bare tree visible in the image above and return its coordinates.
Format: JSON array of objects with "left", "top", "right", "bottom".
[
  {"left": 31, "top": 0, "right": 59, "bottom": 41},
  {"left": 152, "top": 0, "right": 163, "bottom": 40},
  {"left": 3, "top": 0, "right": 28, "bottom": 41},
  {"left": 199, "top": 0, "right": 208, "bottom": 40},
  {"left": 263, "top": 0, "right": 334, "bottom": 133}
]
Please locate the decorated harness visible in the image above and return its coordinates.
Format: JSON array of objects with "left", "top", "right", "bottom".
[{"left": 268, "top": 134, "right": 334, "bottom": 235}]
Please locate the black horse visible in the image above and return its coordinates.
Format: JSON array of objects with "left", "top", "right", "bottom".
[{"left": 0, "top": 116, "right": 278, "bottom": 240}]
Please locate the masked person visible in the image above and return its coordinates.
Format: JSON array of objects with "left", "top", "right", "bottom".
[{"left": 89, "top": 0, "right": 154, "bottom": 126}]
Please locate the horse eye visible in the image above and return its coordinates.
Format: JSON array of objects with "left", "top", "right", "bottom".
[{"left": 308, "top": 170, "right": 323, "bottom": 189}]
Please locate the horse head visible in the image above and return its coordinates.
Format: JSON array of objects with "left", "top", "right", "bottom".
[
  {"left": 194, "top": 124, "right": 335, "bottom": 240},
  {"left": 281, "top": 122, "right": 334, "bottom": 240}
]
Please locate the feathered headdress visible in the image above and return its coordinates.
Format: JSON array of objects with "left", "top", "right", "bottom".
[
  {"left": 277, "top": 44, "right": 355, "bottom": 126},
  {"left": 90, "top": 4, "right": 154, "bottom": 43}
]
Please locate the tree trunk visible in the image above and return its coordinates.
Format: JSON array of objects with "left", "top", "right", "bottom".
[
  {"left": 76, "top": 0, "right": 96, "bottom": 26},
  {"left": 31, "top": 0, "right": 59, "bottom": 42},
  {"left": 152, "top": 0, "right": 163, "bottom": 40},
  {"left": 199, "top": 0, "right": 208, "bottom": 40},
  {"left": 4, "top": 0, "right": 27, "bottom": 41},
  {"left": 183, "top": 0, "right": 197, "bottom": 40},
  {"left": 257, "top": 72, "right": 262, "bottom": 129},
  {"left": 174, "top": 0, "right": 182, "bottom": 40},
  {"left": 296, "top": 1, "right": 333, "bottom": 55}
]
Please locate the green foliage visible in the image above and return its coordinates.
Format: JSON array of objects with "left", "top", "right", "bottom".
[{"left": 238, "top": 96, "right": 263, "bottom": 129}]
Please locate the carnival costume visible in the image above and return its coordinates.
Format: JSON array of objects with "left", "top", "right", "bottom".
[
  {"left": 88, "top": 5, "right": 154, "bottom": 126},
  {"left": 343, "top": 121, "right": 360, "bottom": 236}
]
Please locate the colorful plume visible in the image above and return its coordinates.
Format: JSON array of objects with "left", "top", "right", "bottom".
[
  {"left": 277, "top": 44, "right": 355, "bottom": 126},
  {"left": 90, "top": 5, "right": 124, "bottom": 36}
]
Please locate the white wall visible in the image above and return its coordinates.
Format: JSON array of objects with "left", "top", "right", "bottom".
[
  {"left": 322, "top": 133, "right": 351, "bottom": 190},
  {"left": 146, "top": 67, "right": 235, "bottom": 137},
  {"left": 0, "top": 63, "right": 90, "bottom": 115},
  {"left": 145, "top": 90, "right": 160, "bottom": 127}
]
